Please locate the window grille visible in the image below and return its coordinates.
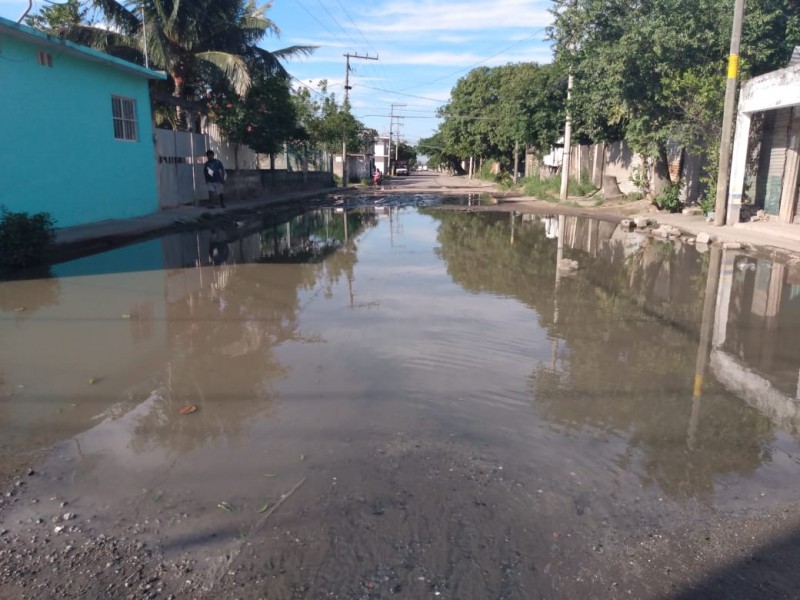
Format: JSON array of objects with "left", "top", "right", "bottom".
[
  {"left": 37, "top": 52, "right": 53, "bottom": 67},
  {"left": 112, "top": 96, "right": 138, "bottom": 141}
]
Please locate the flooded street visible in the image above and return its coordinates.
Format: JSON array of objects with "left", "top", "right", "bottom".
[{"left": 2, "top": 197, "right": 800, "bottom": 598}]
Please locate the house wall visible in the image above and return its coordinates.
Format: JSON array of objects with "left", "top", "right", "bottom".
[{"left": 0, "top": 29, "right": 159, "bottom": 228}]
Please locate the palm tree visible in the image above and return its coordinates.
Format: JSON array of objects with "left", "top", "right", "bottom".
[{"left": 35, "top": 0, "right": 314, "bottom": 126}]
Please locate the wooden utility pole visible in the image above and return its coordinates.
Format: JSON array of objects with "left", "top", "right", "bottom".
[
  {"left": 342, "top": 52, "right": 378, "bottom": 186},
  {"left": 713, "top": 0, "right": 745, "bottom": 226}
]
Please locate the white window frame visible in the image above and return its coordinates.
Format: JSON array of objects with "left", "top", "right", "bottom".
[{"left": 112, "top": 95, "right": 138, "bottom": 142}]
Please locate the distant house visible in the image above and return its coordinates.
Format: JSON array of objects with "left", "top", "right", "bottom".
[{"left": 0, "top": 16, "right": 166, "bottom": 228}]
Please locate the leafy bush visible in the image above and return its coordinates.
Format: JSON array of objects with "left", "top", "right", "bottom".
[
  {"left": 0, "top": 206, "right": 56, "bottom": 270},
  {"left": 699, "top": 194, "right": 715, "bottom": 216},
  {"left": 332, "top": 174, "right": 342, "bottom": 186},
  {"left": 653, "top": 183, "right": 683, "bottom": 212}
]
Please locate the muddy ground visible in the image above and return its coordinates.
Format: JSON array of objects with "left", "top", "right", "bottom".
[{"left": 2, "top": 440, "right": 800, "bottom": 599}]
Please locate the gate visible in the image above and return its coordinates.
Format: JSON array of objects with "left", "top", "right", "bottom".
[{"left": 154, "top": 129, "right": 209, "bottom": 208}]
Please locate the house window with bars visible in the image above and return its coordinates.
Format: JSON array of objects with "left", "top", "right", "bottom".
[{"left": 111, "top": 96, "right": 138, "bottom": 141}]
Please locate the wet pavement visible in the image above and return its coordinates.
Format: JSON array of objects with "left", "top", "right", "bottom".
[{"left": 2, "top": 196, "right": 800, "bottom": 598}]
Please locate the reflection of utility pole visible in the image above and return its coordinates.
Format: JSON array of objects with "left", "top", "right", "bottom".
[
  {"left": 687, "top": 245, "right": 722, "bottom": 450},
  {"left": 552, "top": 214, "right": 566, "bottom": 370},
  {"left": 342, "top": 52, "right": 379, "bottom": 186},
  {"left": 510, "top": 212, "right": 516, "bottom": 246}
]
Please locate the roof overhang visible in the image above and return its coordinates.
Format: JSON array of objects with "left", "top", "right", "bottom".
[{"left": 0, "top": 15, "right": 166, "bottom": 81}]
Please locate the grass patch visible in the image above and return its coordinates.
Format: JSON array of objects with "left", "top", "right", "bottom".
[{"left": 521, "top": 175, "right": 597, "bottom": 201}]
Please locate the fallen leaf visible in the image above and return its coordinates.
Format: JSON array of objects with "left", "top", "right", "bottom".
[
  {"left": 121, "top": 314, "right": 131, "bottom": 319},
  {"left": 299, "top": 454, "right": 305, "bottom": 462},
  {"left": 12, "top": 307, "right": 25, "bottom": 312},
  {"left": 217, "top": 501, "right": 233, "bottom": 512},
  {"left": 88, "top": 377, "right": 99, "bottom": 385},
  {"left": 263, "top": 473, "right": 278, "bottom": 478},
  {"left": 258, "top": 503, "right": 271, "bottom": 513},
  {"left": 179, "top": 404, "right": 198, "bottom": 415}
]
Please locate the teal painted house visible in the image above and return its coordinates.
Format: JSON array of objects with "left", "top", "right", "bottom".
[{"left": 0, "top": 16, "right": 166, "bottom": 228}]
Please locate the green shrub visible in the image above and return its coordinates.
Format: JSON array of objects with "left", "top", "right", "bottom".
[
  {"left": 653, "top": 183, "right": 683, "bottom": 213},
  {"left": 332, "top": 174, "right": 342, "bottom": 186},
  {"left": 521, "top": 174, "right": 596, "bottom": 200},
  {"left": 699, "top": 194, "right": 715, "bottom": 216},
  {"left": 0, "top": 206, "right": 56, "bottom": 270}
]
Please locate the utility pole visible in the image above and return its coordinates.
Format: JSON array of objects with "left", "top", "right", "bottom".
[
  {"left": 559, "top": 72, "right": 574, "bottom": 201},
  {"left": 342, "top": 53, "right": 378, "bottom": 187},
  {"left": 713, "top": 0, "right": 745, "bottom": 226},
  {"left": 390, "top": 103, "right": 406, "bottom": 174}
]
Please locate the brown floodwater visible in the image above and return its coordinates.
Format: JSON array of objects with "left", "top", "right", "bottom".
[{"left": 2, "top": 200, "right": 800, "bottom": 597}]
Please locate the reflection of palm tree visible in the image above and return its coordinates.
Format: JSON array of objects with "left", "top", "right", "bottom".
[{"left": 131, "top": 262, "right": 313, "bottom": 455}]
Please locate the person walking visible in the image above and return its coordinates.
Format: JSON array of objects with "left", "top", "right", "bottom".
[{"left": 204, "top": 150, "right": 227, "bottom": 208}]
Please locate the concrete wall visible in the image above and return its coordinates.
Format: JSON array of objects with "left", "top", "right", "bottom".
[
  {"left": 0, "top": 19, "right": 161, "bottom": 228},
  {"left": 605, "top": 141, "right": 644, "bottom": 195},
  {"left": 224, "top": 170, "right": 334, "bottom": 201}
]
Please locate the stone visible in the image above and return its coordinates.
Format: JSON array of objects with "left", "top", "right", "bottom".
[
  {"left": 682, "top": 206, "right": 703, "bottom": 216},
  {"left": 695, "top": 242, "right": 710, "bottom": 254},
  {"left": 696, "top": 232, "right": 712, "bottom": 244},
  {"left": 634, "top": 217, "right": 650, "bottom": 229},
  {"left": 620, "top": 219, "right": 632, "bottom": 229},
  {"left": 723, "top": 242, "right": 742, "bottom": 250},
  {"left": 558, "top": 258, "right": 579, "bottom": 272}
]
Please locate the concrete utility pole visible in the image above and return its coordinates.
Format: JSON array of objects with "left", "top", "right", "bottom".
[
  {"left": 559, "top": 73, "right": 574, "bottom": 201},
  {"left": 342, "top": 52, "right": 378, "bottom": 185},
  {"left": 713, "top": 0, "right": 745, "bottom": 226},
  {"left": 390, "top": 103, "right": 406, "bottom": 174}
]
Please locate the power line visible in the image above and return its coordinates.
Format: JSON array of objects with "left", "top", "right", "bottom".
[
  {"left": 398, "top": 29, "right": 546, "bottom": 93},
  {"left": 354, "top": 84, "right": 448, "bottom": 104}
]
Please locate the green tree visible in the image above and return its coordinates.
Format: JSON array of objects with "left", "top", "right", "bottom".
[
  {"left": 24, "top": 0, "right": 91, "bottom": 32},
  {"left": 433, "top": 63, "right": 566, "bottom": 173},
  {"left": 549, "top": 0, "right": 800, "bottom": 195},
  {"left": 208, "top": 75, "right": 298, "bottom": 157},
  {"left": 292, "top": 83, "right": 364, "bottom": 155}
]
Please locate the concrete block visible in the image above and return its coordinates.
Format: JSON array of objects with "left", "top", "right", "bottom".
[{"left": 696, "top": 232, "right": 712, "bottom": 244}]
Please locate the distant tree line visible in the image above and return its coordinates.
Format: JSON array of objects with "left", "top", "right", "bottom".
[{"left": 419, "top": 0, "right": 799, "bottom": 196}]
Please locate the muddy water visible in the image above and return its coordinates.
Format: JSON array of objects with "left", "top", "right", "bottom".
[{"left": 2, "top": 202, "right": 800, "bottom": 598}]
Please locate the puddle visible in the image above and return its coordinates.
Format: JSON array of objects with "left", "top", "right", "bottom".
[{"left": 2, "top": 201, "right": 800, "bottom": 596}]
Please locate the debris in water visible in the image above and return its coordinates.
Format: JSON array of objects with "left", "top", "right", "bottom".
[
  {"left": 300, "top": 454, "right": 306, "bottom": 462},
  {"left": 258, "top": 503, "right": 271, "bottom": 513},
  {"left": 217, "top": 501, "right": 233, "bottom": 512},
  {"left": 12, "top": 307, "right": 25, "bottom": 312},
  {"left": 263, "top": 473, "right": 278, "bottom": 478},
  {"left": 88, "top": 377, "right": 100, "bottom": 385},
  {"left": 179, "top": 405, "right": 198, "bottom": 415}
]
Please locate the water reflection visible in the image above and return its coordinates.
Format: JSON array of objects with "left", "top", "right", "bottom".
[
  {"left": 2, "top": 203, "right": 800, "bottom": 516},
  {"left": 426, "top": 210, "right": 800, "bottom": 501}
]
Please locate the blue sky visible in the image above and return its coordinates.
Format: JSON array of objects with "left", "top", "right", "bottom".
[{"left": 1, "top": 0, "right": 556, "bottom": 143}]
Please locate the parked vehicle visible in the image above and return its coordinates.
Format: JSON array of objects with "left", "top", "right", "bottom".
[{"left": 395, "top": 161, "right": 409, "bottom": 176}]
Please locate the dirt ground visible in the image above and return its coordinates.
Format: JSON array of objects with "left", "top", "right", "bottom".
[{"left": 3, "top": 444, "right": 800, "bottom": 600}]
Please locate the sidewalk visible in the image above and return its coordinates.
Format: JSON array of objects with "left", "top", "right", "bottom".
[
  {"left": 629, "top": 211, "right": 800, "bottom": 256},
  {"left": 54, "top": 187, "right": 336, "bottom": 249}
]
